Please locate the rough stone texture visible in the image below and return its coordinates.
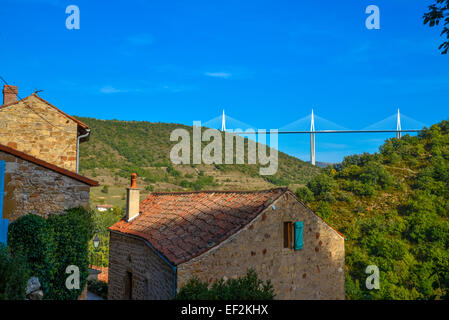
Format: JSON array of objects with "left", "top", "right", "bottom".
[
  {"left": 27, "top": 290, "right": 44, "bottom": 300},
  {"left": 177, "top": 192, "right": 345, "bottom": 300},
  {"left": 0, "top": 95, "right": 79, "bottom": 171},
  {"left": 26, "top": 277, "right": 41, "bottom": 295},
  {"left": 0, "top": 150, "right": 91, "bottom": 221},
  {"left": 108, "top": 232, "right": 175, "bottom": 300}
]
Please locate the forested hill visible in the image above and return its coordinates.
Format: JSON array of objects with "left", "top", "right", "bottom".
[
  {"left": 76, "top": 117, "right": 321, "bottom": 192},
  {"left": 297, "top": 119, "right": 449, "bottom": 299}
]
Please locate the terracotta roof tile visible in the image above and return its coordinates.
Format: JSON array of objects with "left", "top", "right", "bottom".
[{"left": 110, "top": 188, "right": 287, "bottom": 265}]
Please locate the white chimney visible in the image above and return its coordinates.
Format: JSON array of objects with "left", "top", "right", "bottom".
[{"left": 126, "top": 173, "right": 140, "bottom": 222}]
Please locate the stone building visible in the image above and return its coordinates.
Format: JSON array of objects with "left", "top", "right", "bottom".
[
  {"left": 0, "top": 85, "right": 91, "bottom": 172},
  {"left": 0, "top": 84, "right": 98, "bottom": 222},
  {"left": 0, "top": 143, "right": 98, "bottom": 221},
  {"left": 108, "top": 177, "right": 345, "bottom": 300}
]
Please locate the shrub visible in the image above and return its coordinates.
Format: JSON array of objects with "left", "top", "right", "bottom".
[
  {"left": 0, "top": 244, "right": 29, "bottom": 300},
  {"left": 8, "top": 207, "right": 93, "bottom": 300},
  {"left": 316, "top": 202, "right": 332, "bottom": 220},
  {"left": 101, "top": 185, "right": 109, "bottom": 194},
  {"left": 360, "top": 161, "right": 394, "bottom": 188},
  {"left": 296, "top": 187, "right": 314, "bottom": 203},
  {"left": 336, "top": 191, "right": 353, "bottom": 204},
  {"left": 7, "top": 214, "right": 57, "bottom": 294},
  {"left": 175, "top": 269, "right": 275, "bottom": 300},
  {"left": 343, "top": 180, "right": 375, "bottom": 197},
  {"left": 307, "top": 174, "right": 335, "bottom": 197}
]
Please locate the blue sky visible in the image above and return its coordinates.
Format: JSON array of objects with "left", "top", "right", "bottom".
[{"left": 1, "top": 0, "right": 448, "bottom": 163}]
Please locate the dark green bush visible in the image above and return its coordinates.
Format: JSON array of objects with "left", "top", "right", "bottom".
[
  {"left": 0, "top": 244, "right": 29, "bottom": 300},
  {"left": 175, "top": 269, "right": 275, "bottom": 300},
  {"left": 316, "top": 202, "right": 332, "bottom": 220},
  {"left": 343, "top": 180, "right": 375, "bottom": 197},
  {"left": 8, "top": 207, "right": 93, "bottom": 300},
  {"left": 307, "top": 173, "right": 335, "bottom": 197},
  {"left": 296, "top": 187, "right": 314, "bottom": 203}
]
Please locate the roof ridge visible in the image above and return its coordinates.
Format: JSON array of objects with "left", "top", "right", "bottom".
[
  {"left": 0, "top": 143, "right": 98, "bottom": 186},
  {"left": 0, "top": 93, "right": 89, "bottom": 129}
]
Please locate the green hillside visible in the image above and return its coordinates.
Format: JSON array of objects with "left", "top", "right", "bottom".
[
  {"left": 297, "top": 120, "right": 449, "bottom": 299},
  {"left": 76, "top": 117, "right": 321, "bottom": 207}
]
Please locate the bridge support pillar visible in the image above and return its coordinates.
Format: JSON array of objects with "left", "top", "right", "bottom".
[
  {"left": 310, "top": 132, "right": 315, "bottom": 166},
  {"left": 310, "top": 109, "right": 316, "bottom": 166}
]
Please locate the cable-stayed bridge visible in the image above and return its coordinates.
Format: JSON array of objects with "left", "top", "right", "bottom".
[{"left": 202, "top": 109, "right": 426, "bottom": 166}]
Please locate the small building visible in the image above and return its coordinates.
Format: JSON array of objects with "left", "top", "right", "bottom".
[
  {"left": 0, "top": 85, "right": 91, "bottom": 172},
  {"left": 108, "top": 176, "right": 345, "bottom": 300},
  {"left": 0, "top": 143, "right": 98, "bottom": 221}
]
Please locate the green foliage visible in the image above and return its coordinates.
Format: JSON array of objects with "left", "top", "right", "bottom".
[
  {"left": 89, "top": 207, "right": 123, "bottom": 267},
  {"left": 76, "top": 117, "right": 321, "bottom": 190},
  {"left": 101, "top": 185, "right": 109, "bottom": 194},
  {"left": 343, "top": 180, "right": 375, "bottom": 197},
  {"left": 307, "top": 173, "right": 335, "bottom": 197},
  {"left": 309, "top": 120, "right": 449, "bottom": 300},
  {"left": 0, "top": 244, "right": 29, "bottom": 300},
  {"left": 175, "top": 269, "right": 275, "bottom": 300},
  {"left": 316, "top": 202, "right": 332, "bottom": 220},
  {"left": 296, "top": 187, "right": 314, "bottom": 203},
  {"left": 180, "top": 175, "right": 217, "bottom": 191},
  {"left": 7, "top": 214, "right": 56, "bottom": 292},
  {"left": 359, "top": 161, "right": 394, "bottom": 188},
  {"left": 7, "top": 207, "right": 94, "bottom": 300}
]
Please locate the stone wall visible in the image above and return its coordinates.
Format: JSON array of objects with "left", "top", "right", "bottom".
[
  {"left": 0, "top": 150, "right": 90, "bottom": 221},
  {"left": 108, "top": 232, "right": 176, "bottom": 300},
  {"left": 0, "top": 95, "right": 79, "bottom": 171},
  {"left": 177, "top": 191, "right": 345, "bottom": 300}
]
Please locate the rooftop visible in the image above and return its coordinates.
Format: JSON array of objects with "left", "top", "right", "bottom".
[
  {"left": 0, "top": 143, "right": 98, "bottom": 186},
  {"left": 109, "top": 188, "right": 288, "bottom": 265}
]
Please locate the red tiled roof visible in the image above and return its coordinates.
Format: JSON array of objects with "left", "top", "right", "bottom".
[
  {"left": 0, "top": 143, "right": 98, "bottom": 186},
  {"left": 109, "top": 188, "right": 287, "bottom": 265},
  {"left": 0, "top": 93, "right": 89, "bottom": 130}
]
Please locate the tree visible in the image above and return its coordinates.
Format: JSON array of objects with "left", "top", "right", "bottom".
[
  {"left": 0, "top": 244, "right": 29, "bottom": 300},
  {"left": 423, "top": 0, "right": 449, "bottom": 54}
]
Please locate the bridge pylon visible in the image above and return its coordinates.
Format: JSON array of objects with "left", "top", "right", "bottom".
[
  {"left": 221, "top": 109, "right": 226, "bottom": 132},
  {"left": 310, "top": 109, "right": 316, "bottom": 166},
  {"left": 396, "top": 108, "right": 402, "bottom": 139}
]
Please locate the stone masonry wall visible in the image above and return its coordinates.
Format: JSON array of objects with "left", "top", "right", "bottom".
[
  {"left": 0, "top": 95, "right": 79, "bottom": 171},
  {"left": 177, "top": 191, "right": 345, "bottom": 300},
  {"left": 108, "top": 232, "right": 175, "bottom": 300},
  {"left": 0, "top": 150, "right": 90, "bottom": 221}
]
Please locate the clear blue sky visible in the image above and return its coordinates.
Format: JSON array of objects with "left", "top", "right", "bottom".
[{"left": 1, "top": 0, "right": 448, "bottom": 162}]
